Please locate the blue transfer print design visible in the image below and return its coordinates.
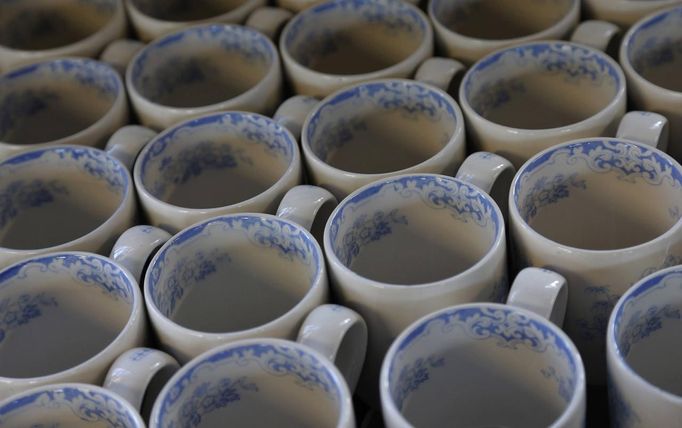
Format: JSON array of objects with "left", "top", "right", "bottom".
[
  {"left": 0, "top": 292, "right": 58, "bottom": 344},
  {"left": 130, "top": 348, "right": 154, "bottom": 361},
  {"left": 618, "top": 304, "right": 680, "bottom": 356},
  {"left": 0, "top": 179, "right": 69, "bottom": 229},
  {"left": 541, "top": 366, "right": 575, "bottom": 403},
  {"left": 338, "top": 209, "right": 407, "bottom": 266},
  {"left": 468, "top": 78, "right": 526, "bottom": 119},
  {"left": 0, "top": 386, "right": 140, "bottom": 426},
  {"left": 626, "top": 7, "right": 682, "bottom": 75},
  {"left": 0, "top": 90, "right": 59, "bottom": 139},
  {"left": 576, "top": 286, "right": 625, "bottom": 342},
  {"left": 520, "top": 173, "right": 586, "bottom": 222},
  {"left": 393, "top": 355, "right": 444, "bottom": 410},
  {"left": 608, "top": 376, "right": 641, "bottom": 427},
  {"left": 139, "top": 57, "right": 214, "bottom": 103},
  {"left": 156, "top": 342, "right": 342, "bottom": 427}
]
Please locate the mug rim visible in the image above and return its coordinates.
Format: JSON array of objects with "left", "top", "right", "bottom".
[
  {"left": 0, "top": 145, "right": 133, "bottom": 256},
  {"left": 133, "top": 110, "right": 301, "bottom": 214},
  {"left": 380, "top": 301, "right": 586, "bottom": 428},
  {"left": 150, "top": 337, "right": 354, "bottom": 427},
  {"left": 301, "top": 78, "right": 465, "bottom": 181},
  {"left": 509, "top": 137, "right": 682, "bottom": 255},
  {"left": 459, "top": 40, "right": 626, "bottom": 134},
  {"left": 606, "top": 264, "right": 682, "bottom": 404},
  {"left": 323, "top": 173, "right": 505, "bottom": 290},
  {"left": 0, "top": 251, "right": 144, "bottom": 386},
  {"left": 125, "top": 0, "right": 262, "bottom": 27}
]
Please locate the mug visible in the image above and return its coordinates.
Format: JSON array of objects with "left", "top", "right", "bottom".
[
  {"left": 381, "top": 268, "right": 586, "bottom": 427},
  {"left": 0, "top": 58, "right": 128, "bottom": 158},
  {"left": 0, "top": 0, "right": 126, "bottom": 72},
  {"left": 0, "top": 252, "right": 145, "bottom": 400},
  {"left": 279, "top": 0, "right": 433, "bottom": 97},
  {"left": 584, "top": 0, "right": 681, "bottom": 27},
  {"left": 509, "top": 113, "right": 682, "bottom": 384},
  {"left": 126, "top": 24, "right": 281, "bottom": 130},
  {"left": 607, "top": 265, "right": 682, "bottom": 427},
  {"left": 620, "top": 5, "right": 682, "bottom": 162}
]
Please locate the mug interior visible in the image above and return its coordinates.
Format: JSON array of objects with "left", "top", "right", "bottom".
[
  {"left": 327, "top": 175, "right": 500, "bottom": 284},
  {"left": 625, "top": 6, "right": 682, "bottom": 92},
  {"left": 154, "top": 341, "right": 346, "bottom": 427},
  {"left": 129, "top": 0, "right": 249, "bottom": 21},
  {"left": 0, "top": 147, "right": 128, "bottom": 250},
  {"left": 130, "top": 25, "right": 275, "bottom": 109},
  {"left": 283, "top": 0, "right": 428, "bottom": 75},
  {"left": 430, "top": 0, "right": 574, "bottom": 40},
  {"left": 463, "top": 43, "right": 621, "bottom": 129},
  {"left": 385, "top": 304, "right": 582, "bottom": 427},
  {"left": 305, "top": 80, "right": 460, "bottom": 174},
  {"left": 0, "top": 0, "right": 118, "bottom": 51},
  {"left": 612, "top": 268, "right": 682, "bottom": 395},
  {"left": 147, "top": 216, "right": 321, "bottom": 333},
  {"left": 0, "top": 254, "right": 136, "bottom": 378},
  {"left": 139, "top": 112, "right": 296, "bottom": 209},
  {"left": 513, "top": 139, "right": 682, "bottom": 250},
  {"left": 0, "top": 59, "right": 121, "bottom": 145}
]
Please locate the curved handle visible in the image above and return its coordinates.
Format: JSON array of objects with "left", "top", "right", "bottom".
[
  {"left": 296, "top": 304, "right": 367, "bottom": 393},
  {"left": 100, "top": 38, "right": 146, "bottom": 76},
  {"left": 273, "top": 95, "right": 320, "bottom": 140},
  {"left": 103, "top": 347, "right": 180, "bottom": 421},
  {"left": 414, "top": 57, "right": 467, "bottom": 95},
  {"left": 105, "top": 125, "right": 157, "bottom": 171},
  {"left": 110, "top": 226, "right": 172, "bottom": 284},
  {"left": 245, "top": 6, "right": 294, "bottom": 40},
  {"left": 506, "top": 268, "right": 568, "bottom": 327},
  {"left": 616, "top": 111, "right": 669, "bottom": 151},
  {"left": 570, "top": 20, "right": 621, "bottom": 54},
  {"left": 276, "top": 185, "right": 337, "bottom": 242}
]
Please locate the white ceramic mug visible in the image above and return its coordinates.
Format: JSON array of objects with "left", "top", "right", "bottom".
[
  {"left": 620, "top": 5, "right": 682, "bottom": 162},
  {"left": 584, "top": 0, "right": 681, "bottom": 27},
  {"left": 0, "top": 0, "right": 126, "bottom": 72},
  {"left": 0, "top": 58, "right": 128, "bottom": 158},
  {"left": 509, "top": 113, "right": 682, "bottom": 385},
  {"left": 607, "top": 265, "right": 682, "bottom": 427},
  {"left": 381, "top": 268, "right": 586, "bottom": 428}
]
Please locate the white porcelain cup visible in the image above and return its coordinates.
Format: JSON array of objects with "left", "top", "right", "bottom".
[
  {"left": 607, "top": 265, "right": 682, "bottom": 427},
  {"left": 428, "top": 0, "right": 580, "bottom": 64},
  {"left": 584, "top": 0, "right": 681, "bottom": 27},
  {"left": 149, "top": 304, "right": 366, "bottom": 427},
  {"left": 279, "top": 0, "right": 433, "bottom": 97},
  {"left": 510, "top": 113, "right": 682, "bottom": 385},
  {"left": 620, "top": 6, "right": 682, "bottom": 162},
  {"left": 125, "top": 24, "right": 281, "bottom": 130},
  {"left": 0, "top": 58, "right": 128, "bottom": 159},
  {"left": 0, "top": 0, "right": 126, "bottom": 72},
  {"left": 0, "top": 252, "right": 146, "bottom": 400},
  {"left": 0, "top": 145, "right": 136, "bottom": 270},
  {"left": 381, "top": 268, "right": 586, "bottom": 428}
]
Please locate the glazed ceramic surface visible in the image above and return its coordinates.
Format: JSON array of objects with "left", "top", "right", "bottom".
[
  {"left": 279, "top": 0, "right": 433, "bottom": 97},
  {"left": 607, "top": 265, "right": 682, "bottom": 427},
  {"left": 510, "top": 138, "right": 682, "bottom": 384},
  {"left": 0, "top": 253, "right": 145, "bottom": 400},
  {"left": 620, "top": 6, "right": 682, "bottom": 162},
  {"left": 0, "top": 146, "right": 135, "bottom": 270},
  {"left": 584, "top": 0, "right": 682, "bottom": 27},
  {"left": 0, "top": 0, "right": 126, "bottom": 72},
  {"left": 0, "top": 58, "right": 128, "bottom": 158},
  {"left": 127, "top": 24, "right": 281, "bottom": 129},
  {"left": 460, "top": 41, "right": 625, "bottom": 167},
  {"left": 429, "top": 0, "right": 579, "bottom": 64}
]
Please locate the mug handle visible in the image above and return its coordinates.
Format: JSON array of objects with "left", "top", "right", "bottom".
[
  {"left": 105, "top": 125, "right": 158, "bottom": 171},
  {"left": 273, "top": 95, "right": 321, "bottom": 140},
  {"left": 296, "top": 304, "right": 368, "bottom": 393},
  {"left": 615, "top": 111, "right": 669, "bottom": 151},
  {"left": 110, "top": 225, "right": 172, "bottom": 284},
  {"left": 414, "top": 56, "right": 467, "bottom": 96},
  {"left": 100, "top": 39, "right": 146, "bottom": 76},
  {"left": 455, "top": 152, "right": 516, "bottom": 219},
  {"left": 245, "top": 6, "right": 294, "bottom": 40},
  {"left": 506, "top": 267, "right": 568, "bottom": 327},
  {"left": 276, "top": 185, "right": 338, "bottom": 242},
  {"left": 569, "top": 20, "right": 621, "bottom": 54}
]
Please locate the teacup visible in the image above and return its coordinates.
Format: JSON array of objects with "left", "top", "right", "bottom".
[
  {"left": 0, "top": 252, "right": 145, "bottom": 400},
  {"left": 127, "top": 24, "right": 281, "bottom": 129},
  {"left": 279, "top": 0, "right": 433, "bottom": 96},
  {"left": 0, "top": 58, "right": 128, "bottom": 158},
  {"left": 584, "top": 0, "right": 681, "bottom": 27},
  {"left": 620, "top": 5, "right": 682, "bottom": 162},
  {"left": 607, "top": 265, "right": 682, "bottom": 427},
  {"left": 0, "top": 0, "right": 126, "bottom": 72}
]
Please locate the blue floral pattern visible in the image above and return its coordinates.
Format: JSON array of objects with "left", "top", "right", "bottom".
[
  {"left": 608, "top": 376, "right": 641, "bottom": 427},
  {"left": 618, "top": 304, "right": 680, "bottom": 356},
  {"left": 626, "top": 7, "right": 682, "bottom": 75},
  {"left": 0, "top": 90, "right": 60, "bottom": 138},
  {"left": 0, "top": 179, "right": 69, "bottom": 229},
  {"left": 338, "top": 209, "right": 407, "bottom": 266},
  {"left": 393, "top": 355, "right": 445, "bottom": 410},
  {"left": 178, "top": 377, "right": 258, "bottom": 427},
  {"left": 0, "top": 292, "right": 58, "bottom": 344},
  {"left": 520, "top": 173, "right": 586, "bottom": 221}
]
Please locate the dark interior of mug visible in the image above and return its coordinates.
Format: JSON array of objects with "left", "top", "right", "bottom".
[
  {"left": 0, "top": 147, "right": 128, "bottom": 250},
  {"left": 464, "top": 43, "right": 621, "bottom": 129},
  {"left": 148, "top": 216, "right": 320, "bottom": 333},
  {"left": 626, "top": 7, "right": 682, "bottom": 92},
  {"left": 139, "top": 113, "right": 295, "bottom": 209},
  {"left": 0, "top": 59, "right": 121, "bottom": 145},
  {"left": 306, "top": 80, "right": 459, "bottom": 174},
  {"left": 0, "top": 254, "right": 135, "bottom": 378},
  {"left": 0, "top": 0, "right": 117, "bottom": 51},
  {"left": 284, "top": 0, "right": 427, "bottom": 75},
  {"left": 328, "top": 175, "right": 500, "bottom": 284},
  {"left": 130, "top": 25, "right": 274, "bottom": 108},
  {"left": 430, "top": 0, "right": 574, "bottom": 40},
  {"left": 130, "top": 0, "right": 248, "bottom": 21},
  {"left": 514, "top": 139, "right": 682, "bottom": 250}
]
